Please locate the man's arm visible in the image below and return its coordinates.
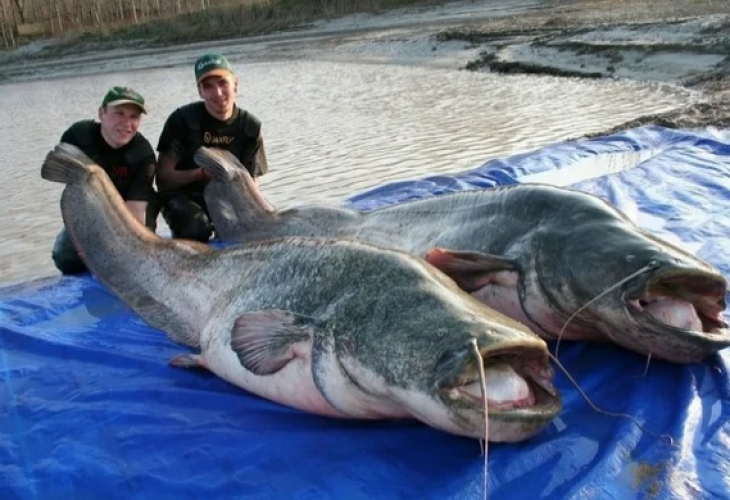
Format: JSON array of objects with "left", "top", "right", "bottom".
[
  {"left": 156, "top": 152, "right": 207, "bottom": 191},
  {"left": 126, "top": 201, "right": 148, "bottom": 226},
  {"left": 249, "top": 134, "right": 268, "bottom": 186},
  {"left": 156, "top": 108, "right": 208, "bottom": 190}
]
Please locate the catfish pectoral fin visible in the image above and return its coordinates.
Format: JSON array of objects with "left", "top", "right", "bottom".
[
  {"left": 230, "top": 310, "right": 317, "bottom": 376},
  {"left": 425, "top": 247, "right": 518, "bottom": 292}
]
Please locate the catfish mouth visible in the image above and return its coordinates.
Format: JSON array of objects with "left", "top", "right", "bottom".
[
  {"left": 625, "top": 268, "right": 730, "bottom": 361},
  {"left": 441, "top": 347, "right": 561, "bottom": 441}
]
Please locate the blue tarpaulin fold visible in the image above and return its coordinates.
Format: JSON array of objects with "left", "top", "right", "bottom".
[{"left": 2, "top": 126, "right": 729, "bottom": 499}]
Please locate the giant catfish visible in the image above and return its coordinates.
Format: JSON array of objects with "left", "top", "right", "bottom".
[{"left": 40, "top": 144, "right": 561, "bottom": 442}]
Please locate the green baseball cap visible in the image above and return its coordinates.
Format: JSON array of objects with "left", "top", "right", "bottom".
[
  {"left": 194, "top": 54, "right": 234, "bottom": 84},
  {"left": 101, "top": 86, "right": 147, "bottom": 114}
]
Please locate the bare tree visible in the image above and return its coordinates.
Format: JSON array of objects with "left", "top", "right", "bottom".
[
  {"left": 0, "top": 0, "right": 286, "bottom": 44},
  {"left": 9, "top": 0, "right": 23, "bottom": 23},
  {"left": 93, "top": 0, "right": 103, "bottom": 26},
  {"left": 52, "top": 0, "right": 63, "bottom": 32},
  {"left": 0, "top": 0, "right": 17, "bottom": 48}
]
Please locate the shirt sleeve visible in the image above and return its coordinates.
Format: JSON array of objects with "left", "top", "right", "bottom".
[
  {"left": 252, "top": 134, "right": 269, "bottom": 177},
  {"left": 59, "top": 121, "right": 89, "bottom": 148},
  {"left": 59, "top": 127, "right": 76, "bottom": 145},
  {"left": 156, "top": 108, "right": 187, "bottom": 158},
  {"left": 127, "top": 138, "right": 157, "bottom": 202}
]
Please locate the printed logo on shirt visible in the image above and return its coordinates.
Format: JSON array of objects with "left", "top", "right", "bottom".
[
  {"left": 203, "top": 132, "right": 235, "bottom": 146},
  {"left": 110, "top": 166, "right": 130, "bottom": 179}
]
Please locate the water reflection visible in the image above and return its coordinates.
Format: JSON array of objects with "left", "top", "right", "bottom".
[{"left": 0, "top": 59, "right": 689, "bottom": 284}]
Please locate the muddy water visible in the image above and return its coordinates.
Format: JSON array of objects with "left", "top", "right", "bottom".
[{"left": 0, "top": 58, "right": 690, "bottom": 285}]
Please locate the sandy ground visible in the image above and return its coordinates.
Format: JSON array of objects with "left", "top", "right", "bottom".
[
  {"left": 301, "top": 0, "right": 730, "bottom": 133},
  {"left": 1, "top": 0, "right": 729, "bottom": 135},
  {"left": 431, "top": 0, "right": 730, "bottom": 134}
]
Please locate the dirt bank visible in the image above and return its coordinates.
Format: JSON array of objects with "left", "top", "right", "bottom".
[{"left": 435, "top": 0, "right": 730, "bottom": 133}]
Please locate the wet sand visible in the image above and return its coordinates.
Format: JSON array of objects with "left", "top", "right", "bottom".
[
  {"left": 434, "top": 0, "right": 730, "bottom": 134},
  {"left": 295, "top": 0, "right": 730, "bottom": 135},
  {"left": 2, "top": 0, "right": 728, "bottom": 135}
]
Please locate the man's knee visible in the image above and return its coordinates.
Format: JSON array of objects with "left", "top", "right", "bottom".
[
  {"left": 51, "top": 230, "right": 87, "bottom": 275},
  {"left": 173, "top": 218, "right": 214, "bottom": 242},
  {"left": 161, "top": 194, "right": 213, "bottom": 243},
  {"left": 145, "top": 194, "right": 160, "bottom": 232}
]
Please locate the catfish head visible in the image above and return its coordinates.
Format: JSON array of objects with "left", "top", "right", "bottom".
[
  {"left": 535, "top": 219, "right": 729, "bottom": 363},
  {"left": 306, "top": 251, "right": 562, "bottom": 442},
  {"left": 426, "top": 218, "right": 729, "bottom": 363}
]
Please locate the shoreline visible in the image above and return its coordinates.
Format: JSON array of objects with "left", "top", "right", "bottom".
[{"left": 1, "top": 0, "right": 728, "bottom": 134}]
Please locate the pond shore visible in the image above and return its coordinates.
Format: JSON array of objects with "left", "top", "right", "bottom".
[{"left": 1, "top": 0, "right": 729, "bottom": 135}]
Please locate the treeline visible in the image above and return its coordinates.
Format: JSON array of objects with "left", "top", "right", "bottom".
[
  {"left": 0, "top": 0, "right": 438, "bottom": 50},
  {"left": 0, "top": 0, "right": 241, "bottom": 48}
]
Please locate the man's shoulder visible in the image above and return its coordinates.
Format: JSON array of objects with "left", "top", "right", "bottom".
[
  {"left": 129, "top": 132, "right": 155, "bottom": 155},
  {"left": 62, "top": 119, "right": 98, "bottom": 141},
  {"left": 178, "top": 101, "right": 205, "bottom": 113},
  {"left": 165, "top": 101, "right": 204, "bottom": 130},
  {"left": 179, "top": 101, "right": 205, "bottom": 120},
  {"left": 66, "top": 119, "right": 97, "bottom": 131},
  {"left": 236, "top": 108, "right": 262, "bottom": 138},
  {"left": 59, "top": 120, "right": 100, "bottom": 156}
]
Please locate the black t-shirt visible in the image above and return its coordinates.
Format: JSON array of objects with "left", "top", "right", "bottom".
[
  {"left": 60, "top": 120, "right": 156, "bottom": 202},
  {"left": 156, "top": 102, "right": 266, "bottom": 194}
]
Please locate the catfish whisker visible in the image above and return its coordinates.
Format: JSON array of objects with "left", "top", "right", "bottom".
[
  {"left": 548, "top": 352, "right": 675, "bottom": 446},
  {"left": 470, "top": 338, "right": 489, "bottom": 500},
  {"left": 641, "top": 352, "right": 653, "bottom": 378},
  {"left": 554, "top": 263, "right": 655, "bottom": 358}
]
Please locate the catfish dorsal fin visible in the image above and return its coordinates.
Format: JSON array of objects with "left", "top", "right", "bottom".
[
  {"left": 230, "top": 309, "right": 318, "bottom": 376},
  {"left": 424, "top": 247, "right": 518, "bottom": 292}
]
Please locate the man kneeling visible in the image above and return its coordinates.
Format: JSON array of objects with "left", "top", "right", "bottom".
[{"left": 51, "top": 86, "right": 157, "bottom": 274}]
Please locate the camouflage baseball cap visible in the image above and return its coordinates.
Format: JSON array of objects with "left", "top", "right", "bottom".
[
  {"left": 101, "top": 86, "right": 147, "bottom": 113},
  {"left": 194, "top": 54, "right": 234, "bottom": 84}
]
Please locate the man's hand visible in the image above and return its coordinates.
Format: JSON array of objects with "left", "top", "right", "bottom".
[
  {"left": 126, "top": 201, "right": 148, "bottom": 226},
  {"left": 199, "top": 167, "right": 212, "bottom": 182},
  {"left": 157, "top": 152, "right": 206, "bottom": 191}
]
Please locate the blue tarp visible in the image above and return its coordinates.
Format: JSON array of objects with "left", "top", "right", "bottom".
[{"left": 2, "top": 125, "right": 730, "bottom": 500}]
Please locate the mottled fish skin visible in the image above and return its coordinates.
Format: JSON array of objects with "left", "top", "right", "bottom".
[
  {"left": 40, "top": 144, "right": 561, "bottom": 442},
  {"left": 196, "top": 146, "right": 729, "bottom": 363}
]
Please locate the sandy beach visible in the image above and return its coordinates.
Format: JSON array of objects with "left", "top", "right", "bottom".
[{"left": 2, "top": 0, "right": 729, "bottom": 136}]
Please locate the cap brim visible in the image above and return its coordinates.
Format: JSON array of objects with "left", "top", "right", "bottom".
[
  {"left": 197, "top": 69, "right": 233, "bottom": 84},
  {"left": 105, "top": 99, "right": 147, "bottom": 114}
]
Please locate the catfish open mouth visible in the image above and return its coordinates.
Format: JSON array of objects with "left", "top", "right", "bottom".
[
  {"left": 627, "top": 269, "right": 729, "bottom": 338},
  {"left": 443, "top": 349, "right": 560, "bottom": 416}
]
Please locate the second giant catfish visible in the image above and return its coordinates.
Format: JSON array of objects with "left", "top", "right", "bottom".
[{"left": 196, "top": 147, "right": 729, "bottom": 364}]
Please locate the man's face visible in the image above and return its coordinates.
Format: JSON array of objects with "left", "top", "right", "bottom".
[
  {"left": 98, "top": 104, "right": 142, "bottom": 148},
  {"left": 198, "top": 74, "right": 238, "bottom": 120}
]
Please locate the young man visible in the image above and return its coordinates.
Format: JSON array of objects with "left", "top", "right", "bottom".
[
  {"left": 156, "top": 53, "right": 268, "bottom": 242},
  {"left": 51, "top": 86, "right": 157, "bottom": 275}
]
